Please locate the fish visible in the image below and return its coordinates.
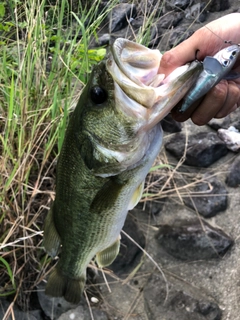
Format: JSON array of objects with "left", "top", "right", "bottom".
[
  {"left": 179, "top": 44, "right": 240, "bottom": 112},
  {"left": 43, "top": 38, "right": 202, "bottom": 304}
]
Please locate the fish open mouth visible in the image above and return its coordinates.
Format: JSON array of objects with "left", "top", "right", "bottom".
[
  {"left": 106, "top": 38, "right": 202, "bottom": 115},
  {"left": 110, "top": 38, "right": 164, "bottom": 88}
]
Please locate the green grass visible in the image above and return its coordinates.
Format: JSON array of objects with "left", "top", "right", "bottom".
[
  {"left": 0, "top": 256, "right": 16, "bottom": 297},
  {"left": 0, "top": 0, "right": 119, "bottom": 310}
]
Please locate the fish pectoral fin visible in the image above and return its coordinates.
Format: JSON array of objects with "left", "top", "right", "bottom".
[
  {"left": 203, "top": 56, "right": 223, "bottom": 75},
  {"left": 78, "top": 135, "right": 94, "bottom": 170},
  {"left": 45, "top": 267, "right": 85, "bottom": 304},
  {"left": 90, "top": 178, "right": 124, "bottom": 213},
  {"left": 43, "top": 206, "right": 61, "bottom": 258},
  {"left": 128, "top": 180, "right": 145, "bottom": 210},
  {"left": 96, "top": 236, "right": 121, "bottom": 267}
]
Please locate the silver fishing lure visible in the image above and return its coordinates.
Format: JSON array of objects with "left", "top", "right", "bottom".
[{"left": 180, "top": 44, "right": 240, "bottom": 112}]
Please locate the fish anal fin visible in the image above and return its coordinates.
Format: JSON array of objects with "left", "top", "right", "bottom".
[
  {"left": 96, "top": 236, "right": 121, "bottom": 268},
  {"left": 43, "top": 206, "right": 61, "bottom": 258},
  {"left": 90, "top": 178, "right": 124, "bottom": 214},
  {"left": 45, "top": 267, "right": 85, "bottom": 305},
  {"left": 128, "top": 180, "right": 145, "bottom": 210}
]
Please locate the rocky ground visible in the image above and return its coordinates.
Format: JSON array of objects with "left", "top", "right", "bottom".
[{"left": 1, "top": 0, "right": 240, "bottom": 319}]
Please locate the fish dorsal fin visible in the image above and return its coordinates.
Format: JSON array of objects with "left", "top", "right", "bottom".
[
  {"left": 128, "top": 180, "right": 145, "bottom": 210},
  {"left": 96, "top": 236, "right": 121, "bottom": 267},
  {"left": 90, "top": 178, "right": 124, "bottom": 214},
  {"left": 43, "top": 206, "right": 61, "bottom": 258},
  {"left": 203, "top": 56, "right": 223, "bottom": 75}
]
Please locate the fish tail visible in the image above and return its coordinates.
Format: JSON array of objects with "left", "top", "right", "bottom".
[{"left": 45, "top": 267, "right": 85, "bottom": 304}]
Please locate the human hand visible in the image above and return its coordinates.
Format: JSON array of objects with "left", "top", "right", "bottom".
[{"left": 159, "top": 13, "right": 240, "bottom": 125}]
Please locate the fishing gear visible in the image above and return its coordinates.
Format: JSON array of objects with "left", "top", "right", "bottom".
[{"left": 179, "top": 43, "right": 240, "bottom": 113}]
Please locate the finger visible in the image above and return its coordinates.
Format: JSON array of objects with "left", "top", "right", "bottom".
[
  {"left": 171, "top": 99, "right": 202, "bottom": 122},
  {"left": 159, "top": 39, "right": 199, "bottom": 76},
  {"left": 226, "top": 104, "right": 238, "bottom": 115},
  {"left": 190, "top": 80, "right": 229, "bottom": 125},
  {"left": 215, "top": 81, "right": 240, "bottom": 118},
  {"left": 159, "top": 13, "right": 240, "bottom": 76},
  {"left": 159, "top": 27, "right": 227, "bottom": 77},
  {"left": 171, "top": 80, "right": 229, "bottom": 125}
]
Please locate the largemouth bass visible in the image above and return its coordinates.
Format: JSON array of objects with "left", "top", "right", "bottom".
[
  {"left": 43, "top": 38, "right": 202, "bottom": 304},
  {"left": 180, "top": 44, "right": 240, "bottom": 112}
]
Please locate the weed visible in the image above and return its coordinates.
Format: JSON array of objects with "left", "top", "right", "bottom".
[{"left": 0, "top": 0, "right": 117, "bottom": 314}]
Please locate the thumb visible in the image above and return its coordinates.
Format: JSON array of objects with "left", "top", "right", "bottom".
[{"left": 159, "top": 37, "right": 199, "bottom": 76}]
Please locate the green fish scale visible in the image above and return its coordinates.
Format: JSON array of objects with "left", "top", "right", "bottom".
[{"left": 54, "top": 128, "right": 122, "bottom": 278}]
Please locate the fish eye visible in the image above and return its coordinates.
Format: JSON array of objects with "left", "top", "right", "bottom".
[
  {"left": 223, "top": 60, "right": 230, "bottom": 67},
  {"left": 231, "top": 50, "right": 237, "bottom": 58},
  {"left": 90, "top": 86, "right": 108, "bottom": 104}
]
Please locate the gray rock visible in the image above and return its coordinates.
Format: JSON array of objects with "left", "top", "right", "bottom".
[
  {"left": 29, "top": 310, "right": 43, "bottom": 320},
  {"left": 96, "top": 33, "right": 111, "bottom": 46},
  {"left": 98, "top": 278, "right": 147, "bottom": 319},
  {"left": 174, "top": 0, "right": 191, "bottom": 9},
  {"left": 38, "top": 282, "right": 108, "bottom": 320},
  {"left": 109, "top": 3, "right": 137, "bottom": 33},
  {"left": 136, "top": 198, "right": 166, "bottom": 216},
  {"left": 58, "top": 305, "right": 108, "bottom": 320},
  {"left": 37, "top": 282, "right": 78, "bottom": 319},
  {"left": 168, "top": 26, "right": 194, "bottom": 48},
  {"left": 130, "top": 16, "right": 144, "bottom": 30},
  {"left": 218, "top": 127, "right": 240, "bottom": 152},
  {"left": 208, "top": 117, "right": 231, "bottom": 130},
  {"left": 225, "top": 155, "right": 240, "bottom": 187},
  {"left": 165, "top": 132, "right": 229, "bottom": 167},
  {"left": 231, "top": 120, "right": 240, "bottom": 131},
  {"left": 107, "top": 25, "right": 135, "bottom": 44},
  {"left": 144, "top": 273, "right": 222, "bottom": 320},
  {"left": 148, "top": 24, "right": 163, "bottom": 48},
  {"left": 206, "top": 0, "right": 230, "bottom": 11},
  {"left": 185, "top": 3, "right": 207, "bottom": 23},
  {"left": 183, "top": 176, "right": 228, "bottom": 218},
  {"left": 155, "top": 218, "right": 233, "bottom": 261},
  {"left": 208, "top": 109, "right": 240, "bottom": 131},
  {"left": 158, "top": 12, "right": 184, "bottom": 29},
  {"left": 164, "top": 0, "right": 191, "bottom": 11},
  {"left": 0, "top": 298, "right": 41, "bottom": 320}
]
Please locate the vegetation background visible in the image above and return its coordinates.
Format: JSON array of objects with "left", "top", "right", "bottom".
[{"left": 0, "top": 0, "right": 117, "bottom": 313}]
